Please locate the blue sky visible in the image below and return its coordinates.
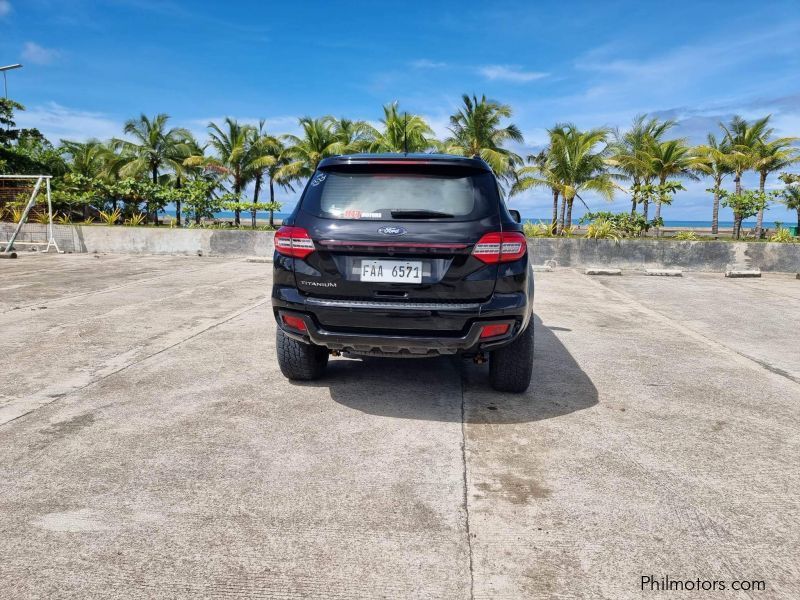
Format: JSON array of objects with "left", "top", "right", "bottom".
[{"left": 2, "top": 0, "right": 800, "bottom": 222}]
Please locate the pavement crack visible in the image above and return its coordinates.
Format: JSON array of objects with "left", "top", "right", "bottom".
[
  {"left": 459, "top": 364, "right": 475, "bottom": 600},
  {"left": 585, "top": 273, "right": 800, "bottom": 386},
  {"left": 0, "top": 298, "right": 270, "bottom": 427}
]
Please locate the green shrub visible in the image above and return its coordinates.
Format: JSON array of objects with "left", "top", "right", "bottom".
[
  {"left": 580, "top": 211, "right": 661, "bottom": 237},
  {"left": 673, "top": 231, "right": 698, "bottom": 241},
  {"left": 98, "top": 207, "right": 122, "bottom": 225},
  {"left": 124, "top": 212, "right": 146, "bottom": 226},
  {"left": 523, "top": 220, "right": 556, "bottom": 237},
  {"left": 585, "top": 219, "right": 621, "bottom": 241},
  {"left": 769, "top": 227, "right": 796, "bottom": 243}
]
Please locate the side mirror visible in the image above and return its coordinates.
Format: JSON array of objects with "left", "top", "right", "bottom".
[{"left": 509, "top": 209, "right": 522, "bottom": 224}]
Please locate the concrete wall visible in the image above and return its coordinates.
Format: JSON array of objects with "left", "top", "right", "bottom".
[
  {"left": 528, "top": 238, "right": 800, "bottom": 272},
  {"left": 4, "top": 223, "right": 799, "bottom": 272},
  {"left": 76, "top": 226, "right": 276, "bottom": 257}
]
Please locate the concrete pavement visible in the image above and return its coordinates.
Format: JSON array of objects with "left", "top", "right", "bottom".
[{"left": 1, "top": 254, "right": 798, "bottom": 599}]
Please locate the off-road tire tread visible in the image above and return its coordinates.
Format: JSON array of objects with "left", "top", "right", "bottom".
[
  {"left": 276, "top": 329, "right": 328, "bottom": 380},
  {"left": 489, "top": 321, "right": 534, "bottom": 393}
]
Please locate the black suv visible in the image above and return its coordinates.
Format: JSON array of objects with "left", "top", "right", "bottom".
[{"left": 271, "top": 153, "right": 534, "bottom": 392}]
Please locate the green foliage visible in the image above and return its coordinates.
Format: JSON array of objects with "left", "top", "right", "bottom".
[
  {"left": 366, "top": 103, "right": 438, "bottom": 153},
  {"left": 98, "top": 207, "right": 122, "bottom": 225},
  {"left": 777, "top": 183, "right": 800, "bottom": 211},
  {"left": 580, "top": 211, "right": 661, "bottom": 237},
  {"left": 769, "top": 227, "right": 796, "bottom": 243},
  {"left": 673, "top": 231, "right": 699, "bottom": 241},
  {"left": 719, "top": 189, "right": 770, "bottom": 220},
  {"left": 585, "top": 219, "right": 621, "bottom": 241},
  {"left": 523, "top": 220, "right": 557, "bottom": 238},
  {"left": 124, "top": 212, "right": 147, "bottom": 226},
  {"left": 443, "top": 94, "right": 523, "bottom": 180}
]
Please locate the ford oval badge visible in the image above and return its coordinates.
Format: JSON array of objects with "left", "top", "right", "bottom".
[{"left": 377, "top": 226, "right": 407, "bottom": 236}]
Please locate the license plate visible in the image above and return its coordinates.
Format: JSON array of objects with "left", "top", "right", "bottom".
[{"left": 360, "top": 260, "right": 423, "bottom": 283}]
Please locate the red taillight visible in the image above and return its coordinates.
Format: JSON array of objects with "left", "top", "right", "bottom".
[
  {"left": 281, "top": 314, "right": 307, "bottom": 332},
  {"left": 275, "top": 226, "right": 315, "bottom": 259},
  {"left": 480, "top": 323, "right": 510, "bottom": 338},
  {"left": 471, "top": 231, "right": 527, "bottom": 264}
]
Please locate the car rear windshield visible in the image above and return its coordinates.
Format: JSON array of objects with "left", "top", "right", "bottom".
[{"left": 300, "top": 164, "right": 499, "bottom": 221}]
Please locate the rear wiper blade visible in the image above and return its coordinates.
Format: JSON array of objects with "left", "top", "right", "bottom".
[{"left": 390, "top": 209, "right": 454, "bottom": 219}]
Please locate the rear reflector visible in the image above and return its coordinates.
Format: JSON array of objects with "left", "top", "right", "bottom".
[
  {"left": 275, "top": 226, "right": 315, "bottom": 259},
  {"left": 281, "top": 314, "right": 307, "bottom": 332},
  {"left": 480, "top": 323, "right": 510, "bottom": 338},
  {"left": 472, "top": 232, "right": 527, "bottom": 264}
]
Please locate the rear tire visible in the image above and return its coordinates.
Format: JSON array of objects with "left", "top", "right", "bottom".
[
  {"left": 488, "top": 321, "right": 534, "bottom": 393},
  {"left": 276, "top": 329, "right": 329, "bottom": 381}
]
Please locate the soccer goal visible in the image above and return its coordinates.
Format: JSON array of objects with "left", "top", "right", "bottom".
[{"left": 0, "top": 174, "right": 63, "bottom": 255}]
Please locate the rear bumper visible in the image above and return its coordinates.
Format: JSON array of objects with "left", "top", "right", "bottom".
[
  {"left": 279, "top": 312, "right": 517, "bottom": 356},
  {"left": 272, "top": 286, "right": 531, "bottom": 356}
]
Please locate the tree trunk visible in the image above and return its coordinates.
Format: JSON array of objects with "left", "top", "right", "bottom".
[
  {"left": 252, "top": 173, "right": 262, "bottom": 229},
  {"left": 796, "top": 207, "right": 800, "bottom": 234},
  {"left": 557, "top": 194, "right": 566, "bottom": 234},
  {"left": 654, "top": 202, "right": 662, "bottom": 236},
  {"left": 630, "top": 176, "right": 639, "bottom": 216},
  {"left": 565, "top": 198, "right": 574, "bottom": 231},
  {"left": 642, "top": 198, "right": 649, "bottom": 222},
  {"left": 269, "top": 176, "right": 276, "bottom": 228},
  {"left": 754, "top": 170, "right": 766, "bottom": 239},
  {"left": 734, "top": 172, "right": 742, "bottom": 195},
  {"left": 234, "top": 180, "right": 241, "bottom": 227},
  {"left": 175, "top": 176, "right": 182, "bottom": 227},
  {"left": 734, "top": 214, "right": 743, "bottom": 239},
  {"left": 152, "top": 166, "right": 159, "bottom": 226},
  {"left": 551, "top": 188, "right": 559, "bottom": 226},
  {"left": 711, "top": 181, "right": 720, "bottom": 236}
]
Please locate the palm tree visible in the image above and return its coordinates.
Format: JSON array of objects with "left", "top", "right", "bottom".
[
  {"left": 649, "top": 139, "right": 700, "bottom": 226},
  {"left": 549, "top": 124, "right": 615, "bottom": 232},
  {"left": 330, "top": 117, "right": 373, "bottom": 154},
  {"left": 694, "top": 134, "right": 732, "bottom": 235},
  {"left": 720, "top": 116, "right": 772, "bottom": 195},
  {"left": 113, "top": 114, "right": 192, "bottom": 224},
  {"left": 512, "top": 148, "right": 563, "bottom": 227},
  {"left": 203, "top": 117, "right": 261, "bottom": 226},
  {"left": 248, "top": 120, "right": 280, "bottom": 228},
  {"left": 444, "top": 94, "right": 523, "bottom": 181},
  {"left": 778, "top": 183, "right": 800, "bottom": 233},
  {"left": 60, "top": 139, "right": 109, "bottom": 177},
  {"left": 752, "top": 137, "right": 799, "bottom": 237},
  {"left": 608, "top": 115, "right": 675, "bottom": 218},
  {"left": 366, "top": 102, "right": 438, "bottom": 153},
  {"left": 262, "top": 138, "right": 296, "bottom": 228},
  {"left": 278, "top": 117, "right": 340, "bottom": 182},
  {"left": 59, "top": 139, "right": 117, "bottom": 219},
  {"left": 171, "top": 134, "right": 206, "bottom": 226}
]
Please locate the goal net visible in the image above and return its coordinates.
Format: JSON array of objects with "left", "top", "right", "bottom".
[{"left": 0, "top": 175, "right": 63, "bottom": 254}]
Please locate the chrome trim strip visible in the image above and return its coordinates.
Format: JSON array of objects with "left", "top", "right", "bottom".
[{"left": 305, "top": 297, "right": 481, "bottom": 311}]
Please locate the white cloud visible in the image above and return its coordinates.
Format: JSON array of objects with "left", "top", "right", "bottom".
[
  {"left": 15, "top": 102, "right": 121, "bottom": 142},
  {"left": 0, "top": 1, "right": 11, "bottom": 17},
  {"left": 478, "top": 65, "right": 548, "bottom": 83},
  {"left": 410, "top": 59, "right": 448, "bottom": 69},
  {"left": 21, "top": 42, "right": 60, "bottom": 65}
]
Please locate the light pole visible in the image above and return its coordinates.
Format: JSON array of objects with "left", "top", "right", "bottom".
[{"left": 1, "top": 64, "right": 23, "bottom": 100}]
